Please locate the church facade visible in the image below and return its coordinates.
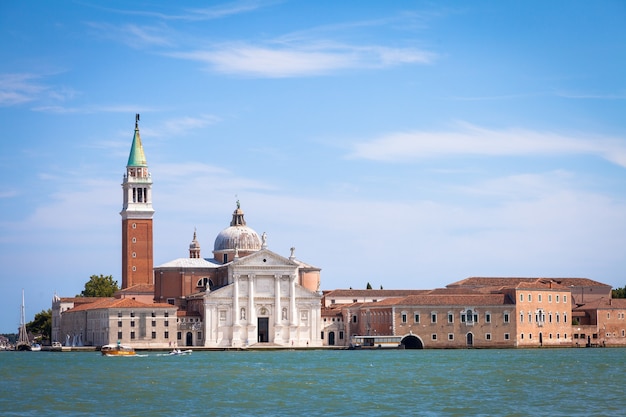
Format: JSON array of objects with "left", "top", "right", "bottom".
[{"left": 154, "top": 207, "right": 323, "bottom": 348}]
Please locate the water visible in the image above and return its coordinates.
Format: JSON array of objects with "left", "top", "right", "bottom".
[{"left": 1, "top": 348, "right": 625, "bottom": 416}]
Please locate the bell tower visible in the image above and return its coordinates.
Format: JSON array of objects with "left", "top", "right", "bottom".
[{"left": 120, "top": 114, "right": 154, "bottom": 289}]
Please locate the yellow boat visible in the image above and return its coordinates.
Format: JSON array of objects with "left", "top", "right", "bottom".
[{"left": 101, "top": 343, "right": 136, "bottom": 356}]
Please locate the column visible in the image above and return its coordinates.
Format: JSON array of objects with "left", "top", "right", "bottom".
[
  {"left": 290, "top": 274, "right": 297, "bottom": 326},
  {"left": 274, "top": 274, "right": 281, "bottom": 326},
  {"left": 248, "top": 274, "right": 255, "bottom": 324},
  {"left": 233, "top": 274, "right": 240, "bottom": 326}
]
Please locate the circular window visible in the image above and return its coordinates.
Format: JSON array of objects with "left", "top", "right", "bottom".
[
  {"left": 132, "top": 252, "right": 137, "bottom": 258},
  {"left": 132, "top": 223, "right": 137, "bottom": 229},
  {"left": 132, "top": 266, "right": 137, "bottom": 271},
  {"left": 132, "top": 237, "right": 137, "bottom": 243}
]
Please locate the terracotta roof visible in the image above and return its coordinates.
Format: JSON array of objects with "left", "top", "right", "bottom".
[
  {"left": 58, "top": 297, "right": 110, "bottom": 304},
  {"left": 395, "top": 293, "right": 514, "bottom": 307},
  {"left": 574, "top": 297, "right": 626, "bottom": 310},
  {"left": 323, "top": 289, "right": 429, "bottom": 298},
  {"left": 447, "top": 277, "right": 610, "bottom": 288},
  {"left": 116, "top": 284, "right": 155, "bottom": 294},
  {"left": 67, "top": 297, "right": 174, "bottom": 312}
]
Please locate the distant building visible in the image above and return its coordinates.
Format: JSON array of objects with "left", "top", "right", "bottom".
[
  {"left": 52, "top": 116, "right": 625, "bottom": 350},
  {"left": 321, "top": 277, "right": 624, "bottom": 349}
]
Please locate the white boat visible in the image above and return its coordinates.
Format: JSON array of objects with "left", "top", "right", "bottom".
[{"left": 169, "top": 349, "right": 192, "bottom": 355}]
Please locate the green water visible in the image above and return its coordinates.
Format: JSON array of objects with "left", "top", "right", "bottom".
[{"left": 1, "top": 348, "right": 624, "bottom": 416}]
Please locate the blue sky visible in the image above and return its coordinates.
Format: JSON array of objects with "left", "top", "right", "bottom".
[{"left": 1, "top": 1, "right": 625, "bottom": 333}]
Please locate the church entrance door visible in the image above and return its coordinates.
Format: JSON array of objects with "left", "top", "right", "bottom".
[
  {"left": 329, "top": 331, "right": 335, "bottom": 346},
  {"left": 186, "top": 332, "right": 193, "bottom": 346},
  {"left": 258, "top": 317, "right": 269, "bottom": 342}
]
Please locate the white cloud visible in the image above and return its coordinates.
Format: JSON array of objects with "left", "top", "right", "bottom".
[
  {"left": 0, "top": 73, "right": 46, "bottom": 106},
  {"left": 85, "top": 22, "right": 174, "bottom": 48},
  {"left": 169, "top": 42, "right": 435, "bottom": 78},
  {"left": 347, "top": 123, "right": 626, "bottom": 167}
]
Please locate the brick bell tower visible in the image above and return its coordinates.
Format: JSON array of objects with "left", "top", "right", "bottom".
[{"left": 120, "top": 114, "right": 154, "bottom": 289}]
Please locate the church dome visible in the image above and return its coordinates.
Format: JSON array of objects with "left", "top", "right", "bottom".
[{"left": 213, "top": 204, "right": 262, "bottom": 259}]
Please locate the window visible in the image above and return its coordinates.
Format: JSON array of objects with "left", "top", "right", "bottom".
[
  {"left": 401, "top": 312, "right": 407, "bottom": 323},
  {"left": 131, "top": 321, "right": 135, "bottom": 327},
  {"left": 152, "top": 320, "right": 156, "bottom": 327},
  {"left": 151, "top": 332, "right": 156, "bottom": 339},
  {"left": 130, "top": 311, "right": 135, "bottom": 318},
  {"left": 414, "top": 313, "right": 420, "bottom": 323},
  {"left": 118, "top": 321, "right": 122, "bottom": 328},
  {"left": 164, "top": 321, "right": 169, "bottom": 327},
  {"left": 118, "top": 311, "right": 122, "bottom": 318},
  {"left": 485, "top": 313, "right": 491, "bottom": 323},
  {"left": 564, "top": 313, "right": 567, "bottom": 323},
  {"left": 339, "top": 331, "right": 344, "bottom": 340},
  {"left": 448, "top": 334, "right": 454, "bottom": 341},
  {"left": 549, "top": 313, "right": 553, "bottom": 323},
  {"left": 431, "top": 313, "right": 437, "bottom": 323},
  {"left": 548, "top": 295, "right": 552, "bottom": 303},
  {"left": 167, "top": 298, "right": 175, "bottom": 305},
  {"left": 504, "top": 312, "right": 510, "bottom": 323},
  {"left": 352, "top": 315, "right": 357, "bottom": 323},
  {"left": 164, "top": 331, "right": 169, "bottom": 339},
  {"left": 528, "top": 294, "right": 532, "bottom": 302},
  {"left": 521, "top": 333, "right": 524, "bottom": 339},
  {"left": 528, "top": 313, "right": 532, "bottom": 323},
  {"left": 538, "top": 294, "right": 542, "bottom": 302},
  {"left": 117, "top": 331, "right": 122, "bottom": 340},
  {"left": 556, "top": 295, "right": 560, "bottom": 303},
  {"left": 197, "top": 332, "right": 202, "bottom": 340},
  {"left": 563, "top": 295, "right": 567, "bottom": 303},
  {"left": 486, "top": 333, "right": 492, "bottom": 340},
  {"left": 432, "top": 334, "right": 437, "bottom": 341},
  {"left": 151, "top": 311, "right": 156, "bottom": 318},
  {"left": 556, "top": 313, "right": 560, "bottom": 323},
  {"left": 504, "top": 333, "right": 510, "bottom": 340},
  {"left": 132, "top": 252, "right": 137, "bottom": 258},
  {"left": 520, "top": 293, "right": 524, "bottom": 302},
  {"left": 321, "top": 332, "right": 324, "bottom": 339},
  {"left": 520, "top": 313, "right": 524, "bottom": 323},
  {"left": 131, "top": 331, "right": 136, "bottom": 339},
  {"left": 220, "top": 311, "right": 227, "bottom": 321},
  {"left": 177, "top": 332, "right": 182, "bottom": 340},
  {"left": 448, "top": 313, "right": 454, "bottom": 324}
]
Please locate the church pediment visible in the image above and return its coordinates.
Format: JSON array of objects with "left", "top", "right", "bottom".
[{"left": 233, "top": 249, "right": 297, "bottom": 268}]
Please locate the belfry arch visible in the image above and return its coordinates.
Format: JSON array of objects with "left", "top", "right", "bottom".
[{"left": 401, "top": 334, "right": 424, "bottom": 349}]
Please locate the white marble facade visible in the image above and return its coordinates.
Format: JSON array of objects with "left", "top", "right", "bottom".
[{"left": 194, "top": 249, "right": 322, "bottom": 348}]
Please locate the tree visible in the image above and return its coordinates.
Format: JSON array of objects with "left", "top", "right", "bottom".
[
  {"left": 78, "top": 274, "right": 119, "bottom": 297},
  {"left": 366, "top": 282, "right": 372, "bottom": 289},
  {"left": 27, "top": 309, "right": 51, "bottom": 343},
  {"left": 612, "top": 285, "right": 626, "bottom": 299}
]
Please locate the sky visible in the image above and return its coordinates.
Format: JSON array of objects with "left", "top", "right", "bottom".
[{"left": 1, "top": 1, "right": 625, "bottom": 333}]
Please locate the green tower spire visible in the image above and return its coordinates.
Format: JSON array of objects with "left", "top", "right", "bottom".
[{"left": 127, "top": 113, "right": 147, "bottom": 167}]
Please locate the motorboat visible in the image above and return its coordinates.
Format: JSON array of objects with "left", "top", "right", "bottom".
[
  {"left": 169, "top": 349, "right": 192, "bottom": 355},
  {"left": 101, "top": 343, "right": 136, "bottom": 356}
]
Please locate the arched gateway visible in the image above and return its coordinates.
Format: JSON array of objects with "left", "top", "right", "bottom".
[{"left": 401, "top": 335, "right": 424, "bottom": 349}]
